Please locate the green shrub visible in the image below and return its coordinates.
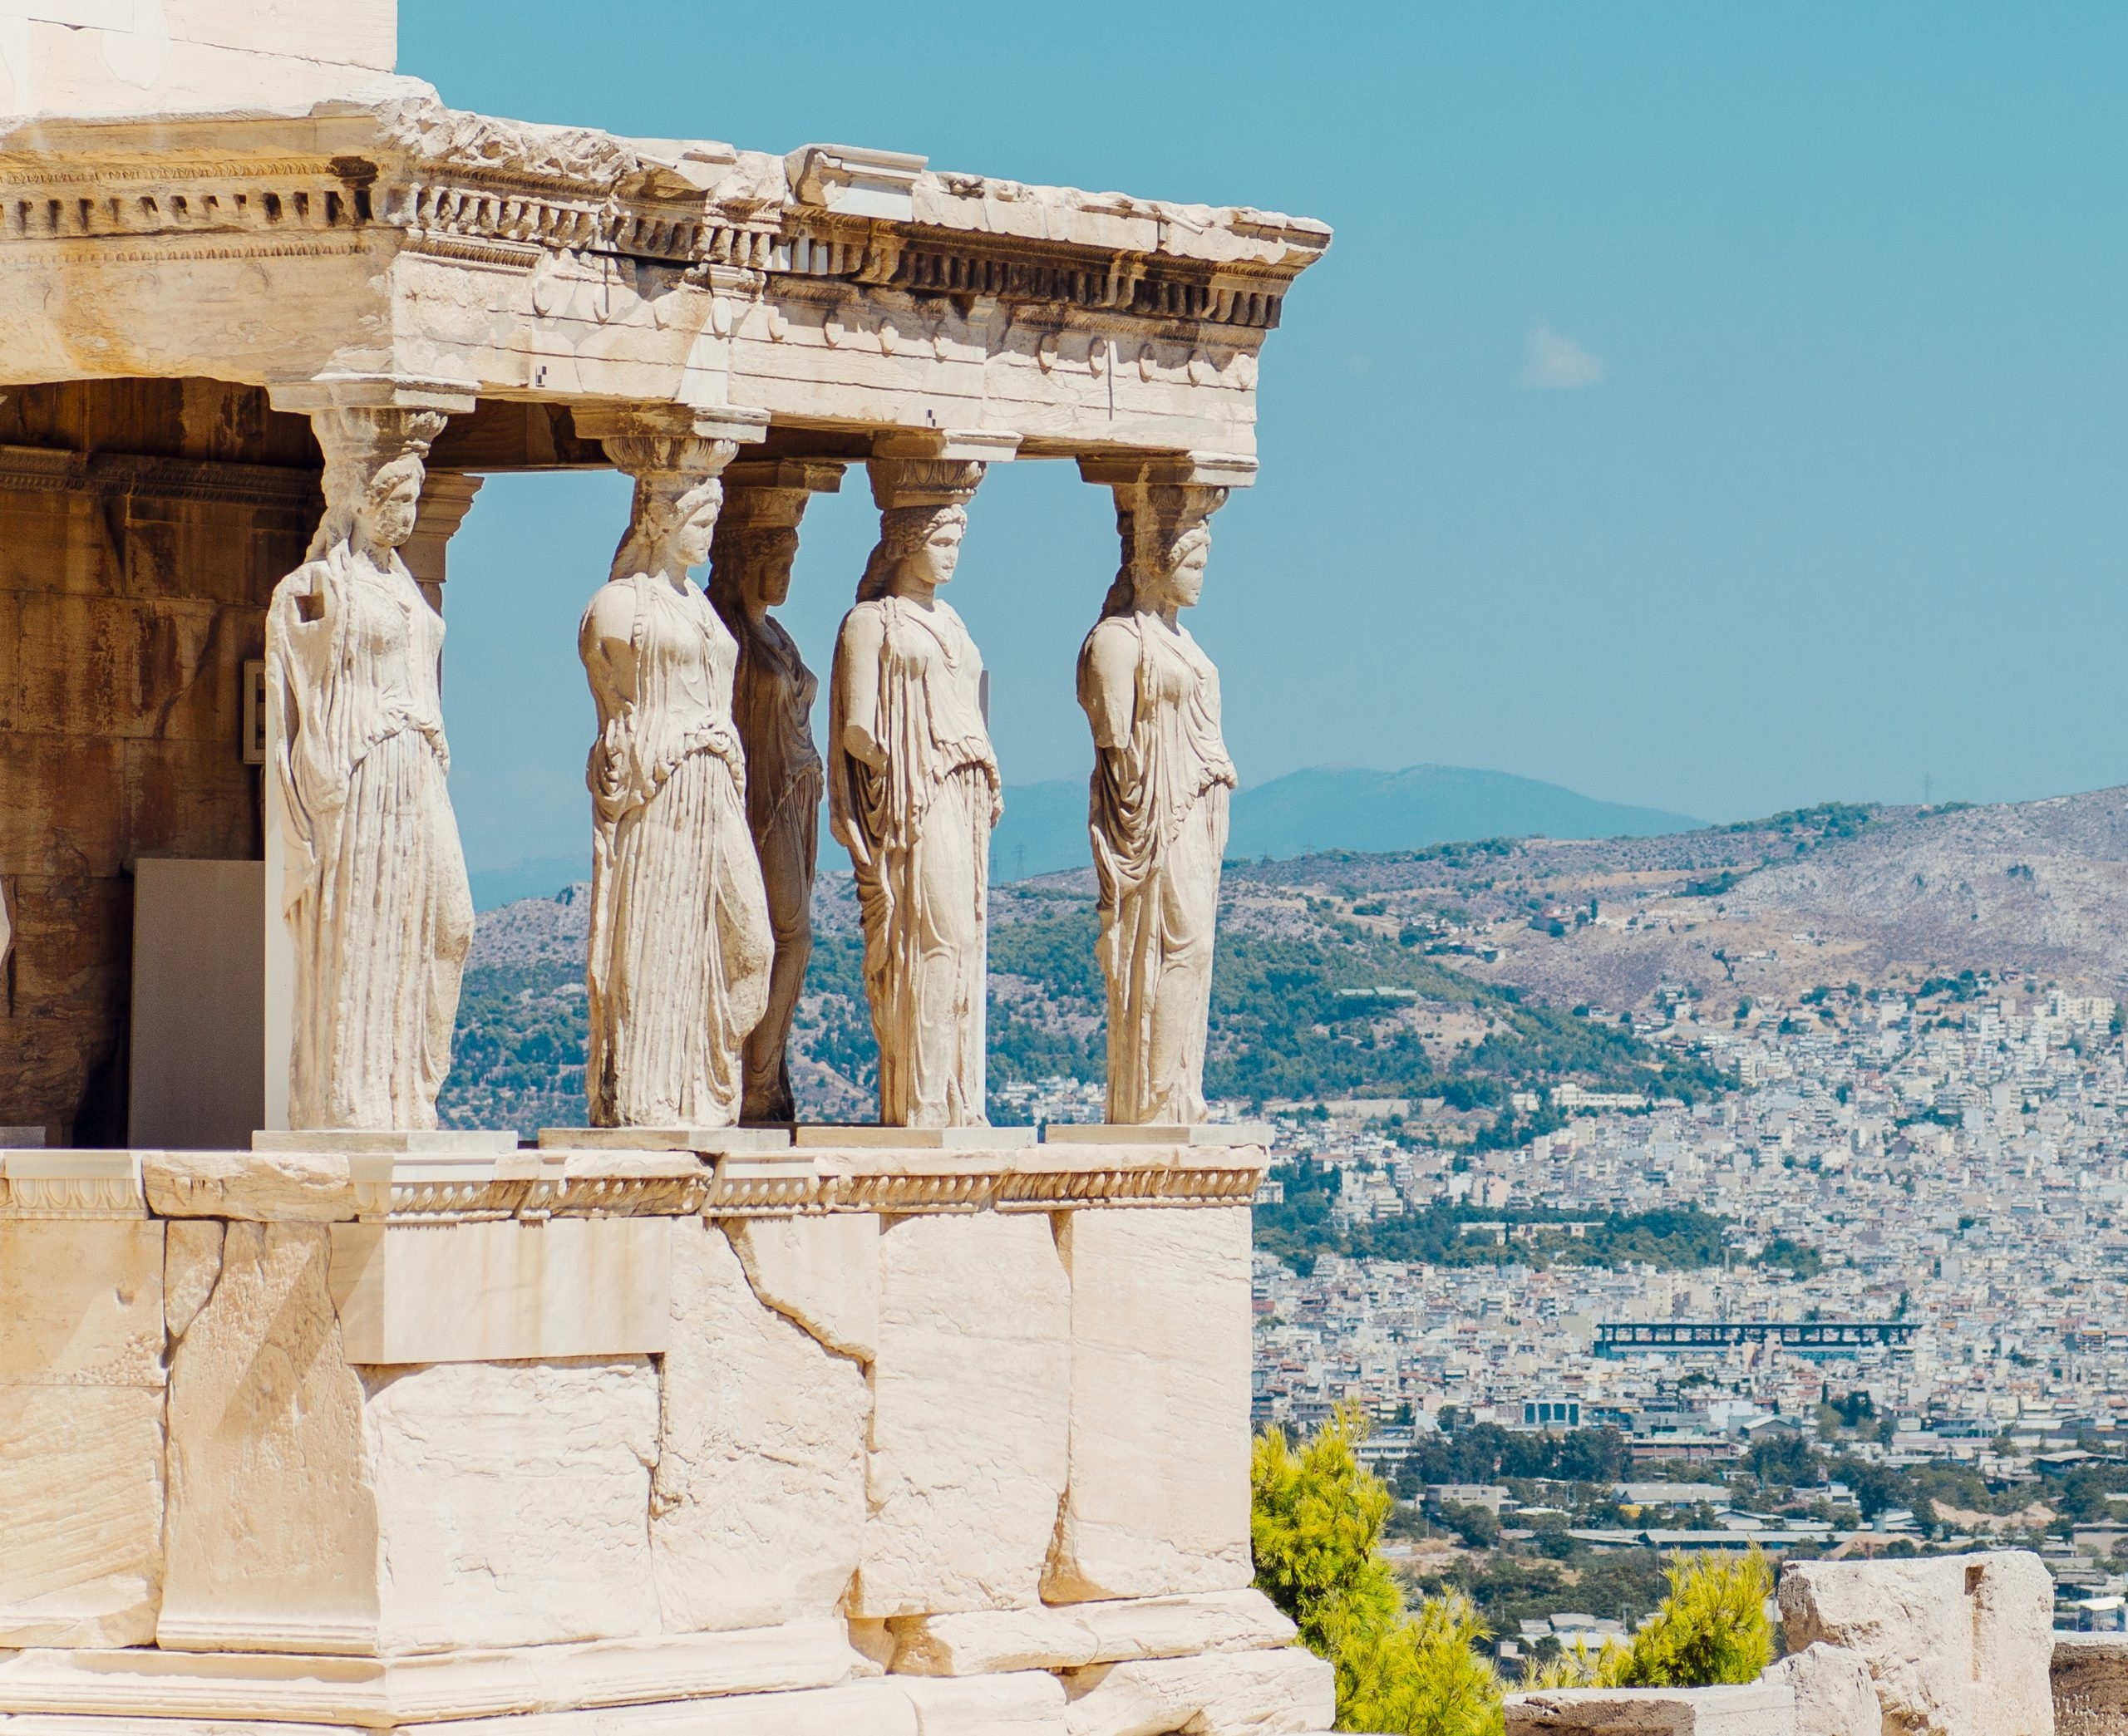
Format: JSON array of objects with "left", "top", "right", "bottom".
[
  {"left": 1253, "top": 1408, "right": 1505, "bottom": 1735},
  {"left": 1528, "top": 1549, "right": 1773, "bottom": 1690}
]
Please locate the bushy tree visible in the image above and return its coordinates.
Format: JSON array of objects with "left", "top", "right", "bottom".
[
  {"left": 1532, "top": 1550, "right": 1773, "bottom": 1690},
  {"left": 1253, "top": 1408, "right": 1505, "bottom": 1736}
]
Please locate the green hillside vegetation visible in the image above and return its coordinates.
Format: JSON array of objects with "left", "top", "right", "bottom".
[
  {"left": 442, "top": 868, "right": 1732, "bottom": 1136},
  {"left": 1256, "top": 1173, "right": 1734, "bottom": 1276}
]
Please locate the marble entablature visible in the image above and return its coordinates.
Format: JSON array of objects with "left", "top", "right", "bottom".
[{"left": 0, "top": 90, "right": 1328, "bottom": 461}]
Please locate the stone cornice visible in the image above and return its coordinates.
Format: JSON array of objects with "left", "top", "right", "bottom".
[
  {"left": 0, "top": 93, "right": 1329, "bottom": 339},
  {"left": 126, "top": 1142, "right": 1268, "bottom": 1224}
]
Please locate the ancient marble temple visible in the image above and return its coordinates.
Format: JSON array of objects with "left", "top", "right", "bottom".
[{"left": 0, "top": 3, "right": 1330, "bottom": 1732}]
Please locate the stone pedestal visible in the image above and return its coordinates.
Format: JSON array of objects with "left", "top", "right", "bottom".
[{"left": 0, "top": 1134, "right": 1327, "bottom": 1734}]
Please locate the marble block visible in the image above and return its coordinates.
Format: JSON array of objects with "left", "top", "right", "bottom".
[
  {"left": 899, "top": 1670, "right": 1071, "bottom": 1734},
  {"left": 1061, "top": 1647, "right": 1336, "bottom": 1736},
  {"left": 1781, "top": 1552, "right": 2053, "bottom": 1736},
  {"left": 793, "top": 1124, "right": 1042, "bottom": 1148},
  {"left": 651, "top": 1221, "right": 868, "bottom": 1632},
  {"left": 539, "top": 1126, "right": 792, "bottom": 1153},
  {"left": 1040, "top": 1124, "right": 1273, "bottom": 1148},
  {"left": 254, "top": 1129, "right": 519, "bottom": 1154},
  {"left": 725, "top": 1212, "right": 880, "bottom": 1362},
  {"left": 160, "top": 1221, "right": 663, "bottom": 1655},
  {"left": 856, "top": 1212, "right": 1071, "bottom": 1616},
  {"left": 1045, "top": 1207, "right": 1254, "bottom": 1601},
  {"left": 0, "top": 1219, "right": 166, "bottom": 1646},
  {"left": 328, "top": 1217, "right": 672, "bottom": 1363}
]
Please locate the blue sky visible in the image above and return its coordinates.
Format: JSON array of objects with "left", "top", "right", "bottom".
[{"left": 401, "top": 2, "right": 2128, "bottom": 875}]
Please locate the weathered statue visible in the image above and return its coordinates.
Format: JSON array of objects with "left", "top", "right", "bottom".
[
  {"left": 828, "top": 465, "right": 1000, "bottom": 1127},
  {"left": 580, "top": 436, "right": 771, "bottom": 1128},
  {"left": 1076, "top": 482, "right": 1235, "bottom": 1124},
  {"left": 708, "top": 466, "right": 835, "bottom": 1123},
  {"left": 267, "top": 407, "right": 473, "bottom": 1129}
]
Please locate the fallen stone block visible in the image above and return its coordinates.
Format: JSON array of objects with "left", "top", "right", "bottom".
[
  {"left": 1764, "top": 1644, "right": 1878, "bottom": 1736},
  {"left": 1062, "top": 1646, "right": 1335, "bottom": 1736},
  {"left": 1505, "top": 1682, "right": 1795, "bottom": 1736},
  {"left": 1781, "top": 1551, "right": 2054, "bottom": 1736}
]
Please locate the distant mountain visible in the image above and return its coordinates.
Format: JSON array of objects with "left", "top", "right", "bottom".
[
  {"left": 470, "top": 855, "right": 589, "bottom": 912},
  {"left": 989, "top": 765, "right": 1701, "bottom": 879},
  {"left": 470, "top": 765, "right": 1701, "bottom": 907}
]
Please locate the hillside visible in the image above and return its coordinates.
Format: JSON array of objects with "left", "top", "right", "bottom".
[
  {"left": 437, "top": 784, "right": 2128, "bottom": 1136},
  {"left": 439, "top": 869, "right": 1721, "bottom": 1138},
  {"left": 1242, "top": 789, "right": 2128, "bottom": 1013}
]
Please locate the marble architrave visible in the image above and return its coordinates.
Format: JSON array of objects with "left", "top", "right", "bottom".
[
  {"left": 829, "top": 449, "right": 1010, "bottom": 1129},
  {"left": 264, "top": 398, "right": 474, "bottom": 1132},
  {"left": 578, "top": 413, "right": 773, "bottom": 1131},
  {"left": 1076, "top": 461, "right": 1242, "bottom": 1127},
  {"left": 709, "top": 460, "right": 842, "bottom": 1124}
]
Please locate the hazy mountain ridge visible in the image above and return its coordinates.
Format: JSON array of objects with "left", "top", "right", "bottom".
[{"left": 470, "top": 762, "right": 1705, "bottom": 906}]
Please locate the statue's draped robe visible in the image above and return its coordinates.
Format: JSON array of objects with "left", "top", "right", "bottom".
[
  {"left": 722, "top": 604, "right": 821, "bottom": 1121},
  {"left": 829, "top": 596, "right": 1001, "bottom": 1127},
  {"left": 268, "top": 544, "right": 473, "bottom": 1129},
  {"left": 1079, "top": 612, "right": 1234, "bottom": 1124},
  {"left": 583, "top": 573, "right": 771, "bottom": 1127}
]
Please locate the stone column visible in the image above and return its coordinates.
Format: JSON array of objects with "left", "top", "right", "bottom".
[
  {"left": 572, "top": 406, "right": 772, "bottom": 1132},
  {"left": 708, "top": 459, "right": 844, "bottom": 1122},
  {"left": 828, "top": 432, "right": 1016, "bottom": 1127},
  {"left": 259, "top": 376, "right": 478, "bottom": 1132},
  {"left": 1076, "top": 455, "right": 1254, "bottom": 1127}
]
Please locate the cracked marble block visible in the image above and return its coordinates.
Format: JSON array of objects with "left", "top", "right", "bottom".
[
  {"left": 652, "top": 1217, "right": 870, "bottom": 1631},
  {"left": 1046, "top": 1206, "right": 1253, "bottom": 1601},
  {"left": 0, "top": 1218, "right": 166, "bottom": 1647},
  {"left": 856, "top": 1212, "right": 1071, "bottom": 1616},
  {"left": 159, "top": 1221, "right": 662, "bottom": 1655}
]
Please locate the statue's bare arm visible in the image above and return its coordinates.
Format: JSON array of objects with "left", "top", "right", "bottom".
[
  {"left": 836, "top": 608, "right": 888, "bottom": 770},
  {"left": 1080, "top": 621, "right": 1138, "bottom": 751},
  {"left": 579, "top": 585, "right": 640, "bottom": 731}
]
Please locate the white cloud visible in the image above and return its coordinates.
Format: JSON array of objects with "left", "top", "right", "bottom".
[{"left": 1518, "top": 322, "right": 1608, "bottom": 391}]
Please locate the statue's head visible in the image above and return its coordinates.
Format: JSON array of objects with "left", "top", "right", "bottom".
[
  {"left": 1100, "top": 485, "right": 1218, "bottom": 618},
  {"left": 353, "top": 455, "right": 426, "bottom": 553},
  {"left": 858, "top": 504, "right": 968, "bottom": 601},
  {"left": 616, "top": 471, "right": 724, "bottom": 580},
  {"left": 710, "top": 522, "right": 800, "bottom": 610}
]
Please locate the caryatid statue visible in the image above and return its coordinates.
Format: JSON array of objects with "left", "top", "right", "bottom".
[
  {"left": 266, "top": 403, "right": 474, "bottom": 1129},
  {"left": 1076, "top": 471, "right": 1238, "bottom": 1125},
  {"left": 828, "top": 458, "right": 1002, "bottom": 1128},
  {"left": 579, "top": 426, "right": 772, "bottom": 1129},
  {"left": 708, "top": 460, "right": 843, "bottom": 1123}
]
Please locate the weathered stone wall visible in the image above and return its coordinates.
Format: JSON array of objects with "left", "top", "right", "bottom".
[
  {"left": 0, "top": 1144, "right": 1333, "bottom": 1734},
  {"left": 0, "top": 380, "right": 319, "bottom": 1140}
]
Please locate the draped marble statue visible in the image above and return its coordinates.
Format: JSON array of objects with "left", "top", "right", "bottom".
[
  {"left": 828, "top": 460, "right": 1000, "bottom": 1127},
  {"left": 580, "top": 433, "right": 772, "bottom": 1128},
  {"left": 266, "top": 406, "right": 474, "bottom": 1129},
  {"left": 1077, "top": 479, "right": 1236, "bottom": 1125},
  {"left": 709, "top": 462, "right": 839, "bottom": 1123}
]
